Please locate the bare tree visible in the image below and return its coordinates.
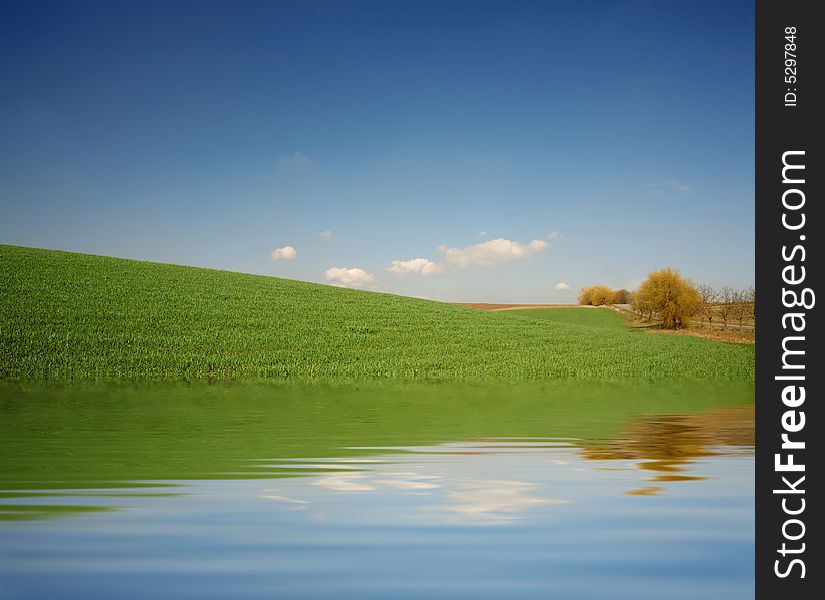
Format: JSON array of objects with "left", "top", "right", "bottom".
[
  {"left": 614, "top": 289, "right": 632, "bottom": 304},
  {"left": 733, "top": 288, "right": 749, "bottom": 327},
  {"left": 697, "top": 284, "right": 718, "bottom": 326},
  {"left": 745, "top": 286, "right": 755, "bottom": 323},
  {"left": 717, "top": 287, "right": 736, "bottom": 329}
]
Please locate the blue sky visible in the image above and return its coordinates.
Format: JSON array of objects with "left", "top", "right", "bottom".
[{"left": 0, "top": 0, "right": 754, "bottom": 302}]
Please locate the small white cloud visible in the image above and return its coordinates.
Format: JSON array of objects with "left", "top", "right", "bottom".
[
  {"left": 319, "top": 230, "right": 333, "bottom": 239},
  {"left": 547, "top": 231, "right": 560, "bottom": 240},
  {"left": 387, "top": 258, "right": 444, "bottom": 276},
  {"left": 646, "top": 180, "right": 691, "bottom": 192},
  {"left": 275, "top": 151, "right": 315, "bottom": 177},
  {"left": 325, "top": 267, "right": 375, "bottom": 288},
  {"left": 271, "top": 246, "right": 297, "bottom": 260},
  {"left": 555, "top": 282, "right": 571, "bottom": 290},
  {"left": 479, "top": 230, "right": 489, "bottom": 238},
  {"left": 437, "top": 238, "right": 550, "bottom": 269}
]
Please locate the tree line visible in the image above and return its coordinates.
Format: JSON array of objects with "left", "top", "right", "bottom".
[
  {"left": 578, "top": 269, "right": 755, "bottom": 330},
  {"left": 695, "top": 284, "right": 755, "bottom": 329}
]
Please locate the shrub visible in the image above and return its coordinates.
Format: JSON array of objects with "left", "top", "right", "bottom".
[
  {"left": 589, "top": 285, "right": 615, "bottom": 306},
  {"left": 578, "top": 285, "right": 616, "bottom": 306}
]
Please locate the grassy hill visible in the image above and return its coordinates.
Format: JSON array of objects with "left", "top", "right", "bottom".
[{"left": 0, "top": 245, "right": 754, "bottom": 382}]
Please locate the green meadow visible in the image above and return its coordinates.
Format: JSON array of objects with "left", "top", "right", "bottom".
[
  {"left": 0, "top": 244, "right": 754, "bottom": 382},
  {"left": 509, "top": 307, "right": 629, "bottom": 329}
]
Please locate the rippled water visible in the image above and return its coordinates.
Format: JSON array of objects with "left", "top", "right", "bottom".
[{"left": 0, "top": 382, "right": 753, "bottom": 599}]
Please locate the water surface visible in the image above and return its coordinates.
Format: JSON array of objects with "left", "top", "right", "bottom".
[{"left": 0, "top": 382, "right": 753, "bottom": 599}]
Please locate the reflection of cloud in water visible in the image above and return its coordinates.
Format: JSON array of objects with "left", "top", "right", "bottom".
[
  {"left": 314, "top": 471, "right": 440, "bottom": 492},
  {"left": 303, "top": 446, "right": 573, "bottom": 525},
  {"left": 375, "top": 472, "right": 440, "bottom": 490},
  {"left": 258, "top": 493, "right": 308, "bottom": 504},
  {"left": 257, "top": 407, "right": 753, "bottom": 526},
  {"left": 423, "top": 479, "right": 568, "bottom": 525},
  {"left": 313, "top": 472, "right": 376, "bottom": 492}
]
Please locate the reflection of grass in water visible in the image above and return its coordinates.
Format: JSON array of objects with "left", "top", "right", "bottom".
[
  {"left": 1, "top": 381, "right": 752, "bottom": 490},
  {"left": 0, "top": 491, "right": 182, "bottom": 499},
  {"left": 0, "top": 504, "right": 113, "bottom": 522},
  {"left": 0, "top": 490, "right": 185, "bottom": 522}
]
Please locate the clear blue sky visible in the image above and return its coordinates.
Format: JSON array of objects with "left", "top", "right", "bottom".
[{"left": 1, "top": 0, "right": 754, "bottom": 302}]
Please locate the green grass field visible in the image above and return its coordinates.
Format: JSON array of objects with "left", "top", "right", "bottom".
[
  {"left": 0, "top": 245, "right": 754, "bottom": 382},
  {"left": 510, "top": 307, "right": 629, "bottom": 329}
]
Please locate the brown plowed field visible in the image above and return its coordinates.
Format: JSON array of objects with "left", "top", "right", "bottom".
[{"left": 453, "top": 303, "right": 592, "bottom": 311}]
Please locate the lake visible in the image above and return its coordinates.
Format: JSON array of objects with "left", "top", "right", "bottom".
[{"left": 0, "top": 382, "right": 753, "bottom": 599}]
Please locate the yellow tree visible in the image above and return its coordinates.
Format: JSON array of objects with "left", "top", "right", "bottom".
[
  {"left": 631, "top": 290, "right": 654, "bottom": 321},
  {"left": 636, "top": 269, "right": 702, "bottom": 329}
]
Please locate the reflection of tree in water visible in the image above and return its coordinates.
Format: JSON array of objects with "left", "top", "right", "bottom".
[{"left": 579, "top": 406, "right": 753, "bottom": 496}]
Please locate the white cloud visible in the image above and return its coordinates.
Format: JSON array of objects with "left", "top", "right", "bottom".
[
  {"left": 318, "top": 230, "right": 333, "bottom": 239},
  {"left": 384, "top": 234, "right": 559, "bottom": 279},
  {"left": 387, "top": 258, "right": 444, "bottom": 276},
  {"left": 479, "top": 230, "right": 489, "bottom": 238},
  {"left": 437, "top": 238, "right": 550, "bottom": 269},
  {"left": 555, "top": 282, "right": 571, "bottom": 290},
  {"left": 271, "top": 246, "right": 297, "bottom": 260},
  {"left": 324, "top": 266, "right": 375, "bottom": 288},
  {"left": 275, "top": 150, "right": 315, "bottom": 178},
  {"left": 646, "top": 180, "right": 691, "bottom": 192},
  {"left": 547, "top": 231, "right": 560, "bottom": 240}
]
